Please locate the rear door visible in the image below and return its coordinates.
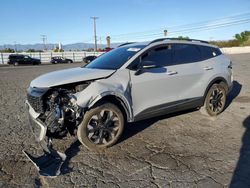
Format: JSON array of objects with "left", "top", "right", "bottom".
[
  {"left": 170, "top": 43, "right": 205, "bottom": 100},
  {"left": 198, "top": 45, "right": 224, "bottom": 95}
]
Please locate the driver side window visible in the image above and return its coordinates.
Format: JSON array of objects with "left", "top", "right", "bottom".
[
  {"left": 142, "top": 45, "right": 172, "bottom": 67},
  {"left": 128, "top": 45, "right": 173, "bottom": 70}
]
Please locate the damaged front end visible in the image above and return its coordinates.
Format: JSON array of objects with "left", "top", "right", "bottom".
[{"left": 24, "top": 85, "right": 84, "bottom": 177}]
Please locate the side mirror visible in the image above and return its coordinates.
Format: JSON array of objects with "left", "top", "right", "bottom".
[{"left": 135, "top": 61, "right": 158, "bottom": 75}]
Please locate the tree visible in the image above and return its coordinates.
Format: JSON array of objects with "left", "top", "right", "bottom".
[
  {"left": 0, "top": 48, "right": 15, "bottom": 53},
  {"left": 177, "top": 36, "right": 190, "bottom": 40},
  {"left": 235, "top": 31, "right": 250, "bottom": 43},
  {"left": 26, "top": 49, "right": 36, "bottom": 52}
]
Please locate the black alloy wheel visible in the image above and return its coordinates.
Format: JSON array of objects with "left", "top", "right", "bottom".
[
  {"left": 77, "top": 103, "right": 124, "bottom": 149},
  {"left": 204, "top": 83, "right": 227, "bottom": 116}
]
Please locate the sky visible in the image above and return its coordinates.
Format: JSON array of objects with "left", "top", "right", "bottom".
[{"left": 0, "top": 0, "right": 250, "bottom": 45}]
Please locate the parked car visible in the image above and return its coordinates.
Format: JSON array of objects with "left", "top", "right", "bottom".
[
  {"left": 8, "top": 54, "right": 41, "bottom": 66},
  {"left": 50, "top": 56, "right": 73, "bottom": 64},
  {"left": 26, "top": 38, "right": 233, "bottom": 151},
  {"left": 82, "top": 55, "right": 97, "bottom": 64}
]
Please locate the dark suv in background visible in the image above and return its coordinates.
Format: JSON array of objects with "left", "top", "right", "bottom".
[{"left": 8, "top": 54, "right": 41, "bottom": 66}]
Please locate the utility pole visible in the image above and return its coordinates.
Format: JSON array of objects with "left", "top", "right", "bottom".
[
  {"left": 41, "top": 35, "right": 47, "bottom": 51},
  {"left": 90, "top": 17, "right": 98, "bottom": 51}
]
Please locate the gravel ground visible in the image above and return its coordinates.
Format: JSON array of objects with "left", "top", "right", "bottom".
[{"left": 0, "top": 54, "right": 250, "bottom": 188}]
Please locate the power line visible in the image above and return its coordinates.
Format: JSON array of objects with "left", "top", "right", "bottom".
[
  {"left": 114, "top": 19, "right": 250, "bottom": 41},
  {"left": 106, "top": 12, "right": 250, "bottom": 41}
]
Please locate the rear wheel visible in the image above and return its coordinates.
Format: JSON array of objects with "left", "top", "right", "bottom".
[
  {"left": 14, "top": 62, "right": 19, "bottom": 66},
  {"left": 201, "top": 83, "right": 227, "bottom": 116},
  {"left": 77, "top": 103, "right": 124, "bottom": 150}
]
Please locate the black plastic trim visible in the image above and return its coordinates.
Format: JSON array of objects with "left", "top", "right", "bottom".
[{"left": 134, "top": 97, "right": 203, "bottom": 122}]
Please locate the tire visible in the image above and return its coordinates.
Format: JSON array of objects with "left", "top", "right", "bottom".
[
  {"left": 77, "top": 103, "right": 124, "bottom": 150},
  {"left": 14, "top": 62, "right": 18, "bottom": 66},
  {"left": 200, "top": 83, "right": 227, "bottom": 116},
  {"left": 68, "top": 60, "right": 73, "bottom": 64}
]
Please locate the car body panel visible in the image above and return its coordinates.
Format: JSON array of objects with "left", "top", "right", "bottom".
[
  {"left": 74, "top": 69, "right": 133, "bottom": 121},
  {"left": 129, "top": 60, "right": 205, "bottom": 116},
  {"left": 30, "top": 67, "right": 116, "bottom": 88}
]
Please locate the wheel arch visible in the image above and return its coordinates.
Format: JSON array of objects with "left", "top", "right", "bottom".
[
  {"left": 87, "top": 92, "right": 133, "bottom": 122},
  {"left": 203, "top": 77, "right": 229, "bottom": 102}
]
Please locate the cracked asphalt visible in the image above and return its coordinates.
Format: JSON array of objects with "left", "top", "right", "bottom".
[{"left": 0, "top": 54, "right": 250, "bottom": 188}]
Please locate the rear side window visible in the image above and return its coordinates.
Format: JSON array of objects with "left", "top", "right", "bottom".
[
  {"left": 199, "top": 46, "right": 222, "bottom": 61},
  {"left": 142, "top": 45, "right": 172, "bottom": 67},
  {"left": 199, "top": 46, "right": 213, "bottom": 60},
  {"left": 212, "top": 47, "right": 222, "bottom": 56},
  {"left": 172, "top": 44, "right": 201, "bottom": 64},
  {"left": 9, "top": 55, "right": 22, "bottom": 59}
]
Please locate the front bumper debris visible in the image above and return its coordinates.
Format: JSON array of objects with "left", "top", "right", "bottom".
[
  {"left": 24, "top": 100, "right": 67, "bottom": 177},
  {"left": 23, "top": 147, "right": 66, "bottom": 177}
]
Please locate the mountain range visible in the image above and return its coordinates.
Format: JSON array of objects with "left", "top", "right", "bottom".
[{"left": 0, "top": 42, "right": 122, "bottom": 51}]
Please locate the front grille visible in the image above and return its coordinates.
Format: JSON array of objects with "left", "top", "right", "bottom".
[
  {"left": 27, "top": 94, "right": 44, "bottom": 113},
  {"left": 27, "top": 87, "right": 48, "bottom": 113}
]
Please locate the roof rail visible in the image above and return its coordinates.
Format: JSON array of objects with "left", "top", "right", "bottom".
[
  {"left": 148, "top": 38, "right": 168, "bottom": 45},
  {"left": 188, "top": 39, "right": 209, "bottom": 44},
  {"left": 118, "top": 42, "right": 136, "bottom": 47},
  {"left": 149, "top": 38, "right": 209, "bottom": 45}
]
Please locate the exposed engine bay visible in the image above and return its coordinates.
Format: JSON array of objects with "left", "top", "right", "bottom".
[
  {"left": 27, "top": 82, "right": 90, "bottom": 141},
  {"left": 41, "top": 88, "right": 81, "bottom": 139},
  {"left": 25, "top": 83, "right": 89, "bottom": 177}
]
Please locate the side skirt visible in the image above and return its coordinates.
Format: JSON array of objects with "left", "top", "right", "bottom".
[{"left": 134, "top": 97, "right": 204, "bottom": 122}]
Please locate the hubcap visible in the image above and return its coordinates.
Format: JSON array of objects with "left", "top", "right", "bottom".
[
  {"left": 208, "top": 88, "right": 225, "bottom": 113},
  {"left": 87, "top": 109, "right": 120, "bottom": 145}
]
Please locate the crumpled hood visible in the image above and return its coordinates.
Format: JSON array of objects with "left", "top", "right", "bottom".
[{"left": 30, "top": 67, "right": 115, "bottom": 88}]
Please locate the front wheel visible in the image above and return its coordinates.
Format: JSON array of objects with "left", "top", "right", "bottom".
[
  {"left": 77, "top": 103, "right": 124, "bottom": 150},
  {"left": 201, "top": 83, "right": 227, "bottom": 116}
]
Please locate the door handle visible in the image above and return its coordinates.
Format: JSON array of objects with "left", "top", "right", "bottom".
[
  {"left": 166, "top": 71, "right": 178, "bottom": 75},
  {"left": 203, "top": 66, "right": 213, "bottom": 70}
]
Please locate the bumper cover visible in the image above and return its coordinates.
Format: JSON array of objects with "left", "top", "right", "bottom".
[{"left": 26, "top": 100, "right": 47, "bottom": 142}]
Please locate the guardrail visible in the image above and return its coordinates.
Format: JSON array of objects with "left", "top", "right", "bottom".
[{"left": 0, "top": 51, "right": 103, "bottom": 64}]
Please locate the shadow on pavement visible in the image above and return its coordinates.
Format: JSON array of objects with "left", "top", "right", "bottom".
[
  {"left": 119, "top": 108, "right": 196, "bottom": 144},
  {"left": 61, "top": 140, "right": 81, "bottom": 175},
  {"left": 230, "top": 116, "right": 250, "bottom": 188},
  {"left": 225, "top": 81, "right": 242, "bottom": 110}
]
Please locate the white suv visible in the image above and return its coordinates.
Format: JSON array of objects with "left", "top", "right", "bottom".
[{"left": 26, "top": 38, "right": 233, "bottom": 150}]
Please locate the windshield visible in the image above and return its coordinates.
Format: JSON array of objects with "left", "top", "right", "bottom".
[{"left": 85, "top": 45, "right": 145, "bottom": 70}]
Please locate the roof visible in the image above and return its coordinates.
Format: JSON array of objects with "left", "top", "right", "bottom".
[{"left": 119, "top": 38, "right": 218, "bottom": 49}]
